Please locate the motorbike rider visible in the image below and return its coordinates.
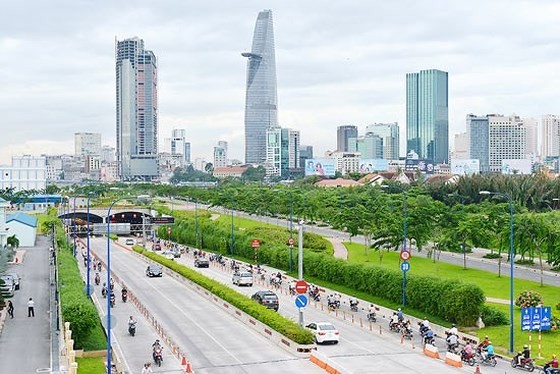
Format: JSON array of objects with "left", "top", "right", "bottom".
[
  {"left": 349, "top": 296, "right": 359, "bottom": 311},
  {"left": 121, "top": 287, "right": 128, "bottom": 302},
  {"left": 462, "top": 342, "right": 474, "bottom": 361},
  {"left": 477, "top": 335, "right": 490, "bottom": 353},
  {"left": 446, "top": 331, "right": 459, "bottom": 352},
  {"left": 288, "top": 280, "right": 296, "bottom": 295},
  {"left": 128, "top": 316, "right": 136, "bottom": 332},
  {"left": 449, "top": 323, "right": 458, "bottom": 336},
  {"left": 367, "top": 304, "right": 376, "bottom": 320},
  {"left": 396, "top": 308, "right": 404, "bottom": 322},
  {"left": 95, "top": 272, "right": 100, "bottom": 285},
  {"left": 110, "top": 277, "right": 115, "bottom": 291},
  {"left": 110, "top": 291, "right": 116, "bottom": 306},
  {"left": 516, "top": 344, "right": 531, "bottom": 366},
  {"left": 327, "top": 294, "right": 336, "bottom": 309},
  {"left": 152, "top": 339, "right": 163, "bottom": 361},
  {"left": 544, "top": 354, "right": 559, "bottom": 374},
  {"left": 482, "top": 341, "right": 495, "bottom": 362},
  {"left": 101, "top": 283, "right": 108, "bottom": 298},
  {"left": 419, "top": 318, "right": 430, "bottom": 335},
  {"left": 390, "top": 312, "right": 399, "bottom": 329},
  {"left": 423, "top": 328, "right": 434, "bottom": 345}
]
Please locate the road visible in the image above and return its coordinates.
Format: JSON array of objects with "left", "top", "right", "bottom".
[
  {"left": 173, "top": 199, "right": 560, "bottom": 286},
  {"left": 155, "top": 246, "right": 512, "bottom": 374},
  {"left": 88, "top": 237, "right": 323, "bottom": 374}
]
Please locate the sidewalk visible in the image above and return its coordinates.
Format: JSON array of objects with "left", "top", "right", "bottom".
[{"left": 0, "top": 236, "right": 52, "bottom": 373}]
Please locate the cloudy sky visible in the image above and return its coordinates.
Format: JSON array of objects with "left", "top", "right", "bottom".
[{"left": 1, "top": 0, "right": 560, "bottom": 165}]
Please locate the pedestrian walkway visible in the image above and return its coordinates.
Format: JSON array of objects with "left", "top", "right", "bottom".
[
  {"left": 329, "top": 237, "right": 348, "bottom": 260},
  {"left": 0, "top": 235, "right": 51, "bottom": 373}
]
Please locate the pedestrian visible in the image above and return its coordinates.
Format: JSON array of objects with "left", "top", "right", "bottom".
[
  {"left": 141, "top": 362, "right": 153, "bottom": 374},
  {"left": 7, "top": 300, "right": 14, "bottom": 318},
  {"left": 27, "top": 297, "right": 35, "bottom": 317}
]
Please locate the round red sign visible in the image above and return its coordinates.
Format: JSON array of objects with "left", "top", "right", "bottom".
[
  {"left": 288, "top": 238, "right": 295, "bottom": 246},
  {"left": 295, "top": 280, "right": 308, "bottom": 294},
  {"left": 400, "top": 250, "right": 411, "bottom": 261},
  {"left": 251, "top": 239, "right": 260, "bottom": 248}
]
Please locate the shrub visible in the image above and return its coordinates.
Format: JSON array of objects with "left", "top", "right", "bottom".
[
  {"left": 480, "top": 305, "right": 508, "bottom": 326},
  {"left": 515, "top": 290, "right": 543, "bottom": 308},
  {"left": 483, "top": 253, "right": 501, "bottom": 259}
]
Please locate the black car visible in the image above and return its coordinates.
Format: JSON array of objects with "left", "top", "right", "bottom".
[
  {"left": 251, "top": 290, "right": 279, "bottom": 311},
  {"left": 194, "top": 257, "right": 209, "bottom": 268},
  {"left": 146, "top": 265, "right": 163, "bottom": 277}
]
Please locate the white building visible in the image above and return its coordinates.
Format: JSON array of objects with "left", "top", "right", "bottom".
[
  {"left": 213, "top": 144, "right": 227, "bottom": 168},
  {"left": 74, "top": 132, "right": 102, "bottom": 157},
  {"left": 100, "top": 162, "right": 119, "bottom": 182},
  {"left": 327, "top": 151, "right": 361, "bottom": 175},
  {"left": 101, "top": 145, "right": 116, "bottom": 164},
  {"left": 0, "top": 198, "right": 9, "bottom": 248},
  {"left": 164, "top": 129, "right": 191, "bottom": 166},
  {"left": 0, "top": 155, "right": 47, "bottom": 191},
  {"left": 365, "top": 122, "right": 399, "bottom": 160},
  {"left": 542, "top": 114, "right": 560, "bottom": 158},
  {"left": 488, "top": 115, "right": 529, "bottom": 173},
  {"left": 453, "top": 132, "right": 469, "bottom": 159},
  {"left": 265, "top": 127, "right": 282, "bottom": 176},
  {"left": 6, "top": 212, "right": 37, "bottom": 247}
]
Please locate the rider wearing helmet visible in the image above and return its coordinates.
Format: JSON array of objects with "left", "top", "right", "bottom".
[
  {"left": 544, "top": 354, "right": 558, "bottom": 374},
  {"left": 517, "top": 344, "right": 530, "bottom": 366},
  {"left": 449, "top": 323, "right": 458, "bottom": 336}
]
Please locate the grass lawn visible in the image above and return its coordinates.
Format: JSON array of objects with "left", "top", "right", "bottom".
[
  {"left": 76, "top": 356, "right": 105, "bottom": 373},
  {"left": 475, "top": 303, "right": 560, "bottom": 364},
  {"left": 79, "top": 318, "right": 107, "bottom": 351},
  {"left": 345, "top": 242, "right": 560, "bottom": 306},
  {"left": 214, "top": 212, "right": 290, "bottom": 231}
]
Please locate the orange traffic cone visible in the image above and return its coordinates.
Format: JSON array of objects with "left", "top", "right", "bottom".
[
  {"left": 185, "top": 361, "right": 193, "bottom": 373},
  {"left": 474, "top": 364, "right": 481, "bottom": 374},
  {"left": 181, "top": 356, "right": 187, "bottom": 366}
]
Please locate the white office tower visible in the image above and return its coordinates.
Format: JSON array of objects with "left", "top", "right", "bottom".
[
  {"left": 453, "top": 132, "right": 469, "bottom": 159},
  {"left": 165, "top": 129, "right": 190, "bottom": 166},
  {"left": 488, "top": 115, "right": 528, "bottom": 173},
  {"left": 542, "top": 115, "right": 560, "bottom": 158},
  {"left": 213, "top": 144, "right": 227, "bottom": 168},
  {"left": 74, "top": 133, "right": 102, "bottom": 157}
]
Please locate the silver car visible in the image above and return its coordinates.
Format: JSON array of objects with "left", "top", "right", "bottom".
[
  {"left": 232, "top": 271, "right": 253, "bottom": 287},
  {"left": 4, "top": 272, "right": 20, "bottom": 290},
  {"left": 0, "top": 276, "right": 15, "bottom": 297}
]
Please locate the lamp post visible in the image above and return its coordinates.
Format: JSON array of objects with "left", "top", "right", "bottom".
[
  {"left": 448, "top": 193, "right": 468, "bottom": 269},
  {"left": 230, "top": 198, "right": 235, "bottom": 257},
  {"left": 106, "top": 197, "right": 127, "bottom": 373},
  {"left": 289, "top": 191, "right": 294, "bottom": 272},
  {"left": 86, "top": 194, "right": 92, "bottom": 298},
  {"left": 480, "top": 190, "right": 514, "bottom": 354},
  {"left": 381, "top": 185, "right": 408, "bottom": 306},
  {"left": 195, "top": 198, "right": 199, "bottom": 249},
  {"left": 73, "top": 196, "right": 78, "bottom": 257}
]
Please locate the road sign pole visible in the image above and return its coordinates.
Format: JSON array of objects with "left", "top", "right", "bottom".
[{"left": 298, "top": 221, "right": 304, "bottom": 327}]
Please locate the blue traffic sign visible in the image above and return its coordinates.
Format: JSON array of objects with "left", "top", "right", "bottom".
[
  {"left": 400, "top": 261, "right": 410, "bottom": 272},
  {"left": 521, "top": 306, "right": 552, "bottom": 331},
  {"left": 295, "top": 294, "right": 308, "bottom": 308}
]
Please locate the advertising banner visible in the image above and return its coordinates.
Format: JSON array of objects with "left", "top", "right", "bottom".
[
  {"left": 304, "top": 159, "right": 336, "bottom": 177},
  {"left": 405, "top": 159, "right": 435, "bottom": 174},
  {"left": 502, "top": 159, "right": 532, "bottom": 175},
  {"left": 359, "top": 159, "right": 389, "bottom": 173},
  {"left": 450, "top": 159, "right": 480, "bottom": 175}
]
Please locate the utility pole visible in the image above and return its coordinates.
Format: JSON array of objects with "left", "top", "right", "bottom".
[{"left": 298, "top": 220, "right": 304, "bottom": 327}]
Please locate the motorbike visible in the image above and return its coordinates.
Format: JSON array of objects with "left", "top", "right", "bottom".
[
  {"left": 153, "top": 348, "right": 163, "bottom": 367},
  {"left": 121, "top": 290, "right": 128, "bottom": 303},
  {"left": 101, "top": 287, "right": 108, "bottom": 298},
  {"left": 423, "top": 335, "right": 435, "bottom": 347},
  {"left": 367, "top": 312, "right": 377, "bottom": 323},
  {"left": 389, "top": 321, "right": 401, "bottom": 333},
  {"left": 97, "top": 263, "right": 102, "bottom": 272},
  {"left": 350, "top": 302, "right": 359, "bottom": 313},
  {"left": 540, "top": 366, "right": 559, "bottom": 374},
  {"left": 447, "top": 343, "right": 460, "bottom": 354},
  {"left": 511, "top": 357, "right": 535, "bottom": 372},
  {"left": 289, "top": 286, "right": 296, "bottom": 296},
  {"left": 128, "top": 322, "right": 136, "bottom": 336},
  {"left": 401, "top": 326, "right": 413, "bottom": 340},
  {"left": 460, "top": 351, "right": 476, "bottom": 366},
  {"left": 110, "top": 294, "right": 116, "bottom": 308},
  {"left": 478, "top": 354, "right": 497, "bottom": 367},
  {"left": 328, "top": 300, "right": 340, "bottom": 311},
  {"left": 94, "top": 273, "right": 100, "bottom": 286}
]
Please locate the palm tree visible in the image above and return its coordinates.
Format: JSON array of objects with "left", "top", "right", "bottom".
[{"left": 7, "top": 235, "right": 19, "bottom": 249}]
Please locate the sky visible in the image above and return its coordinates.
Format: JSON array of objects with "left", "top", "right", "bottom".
[{"left": 1, "top": 0, "right": 560, "bottom": 165}]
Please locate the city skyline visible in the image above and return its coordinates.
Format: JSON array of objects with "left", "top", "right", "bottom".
[{"left": 2, "top": 1, "right": 560, "bottom": 165}]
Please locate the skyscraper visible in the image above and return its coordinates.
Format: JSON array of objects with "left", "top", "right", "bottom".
[
  {"left": 337, "top": 125, "right": 358, "bottom": 152},
  {"left": 542, "top": 114, "right": 560, "bottom": 158},
  {"left": 466, "top": 114, "right": 489, "bottom": 173},
  {"left": 116, "top": 37, "right": 159, "bottom": 181},
  {"left": 365, "top": 123, "right": 400, "bottom": 159},
  {"left": 406, "top": 69, "right": 449, "bottom": 163},
  {"left": 242, "top": 10, "right": 278, "bottom": 164}
]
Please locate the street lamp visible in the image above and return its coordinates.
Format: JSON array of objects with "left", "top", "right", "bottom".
[
  {"left": 480, "top": 190, "right": 515, "bottom": 354},
  {"left": 194, "top": 198, "right": 199, "bottom": 249},
  {"left": 448, "top": 193, "right": 468, "bottom": 269},
  {"left": 73, "top": 196, "right": 78, "bottom": 257},
  {"left": 381, "top": 185, "right": 408, "bottom": 306},
  {"left": 230, "top": 197, "right": 235, "bottom": 257},
  {"left": 86, "top": 194, "right": 92, "bottom": 298},
  {"left": 106, "top": 197, "right": 128, "bottom": 373}
]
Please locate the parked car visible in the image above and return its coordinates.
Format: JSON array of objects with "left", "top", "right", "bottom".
[
  {"left": 0, "top": 276, "right": 15, "bottom": 297},
  {"left": 146, "top": 265, "right": 163, "bottom": 277},
  {"left": 4, "top": 272, "right": 20, "bottom": 290},
  {"left": 306, "top": 322, "right": 340, "bottom": 344},
  {"left": 125, "top": 238, "right": 135, "bottom": 245},
  {"left": 232, "top": 271, "right": 253, "bottom": 287},
  {"left": 251, "top": 290, "right": 279, "bottom": 311},
  {"left": 194, "top": 257, "right": 209, "bottom": 268}
]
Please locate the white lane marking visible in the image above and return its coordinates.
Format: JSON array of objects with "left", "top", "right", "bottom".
[{"left": 107, "top": 249, "right": 245, "bottom": 365}]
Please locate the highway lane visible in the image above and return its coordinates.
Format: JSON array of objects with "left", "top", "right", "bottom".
[
  {"left": 169, "top": 250, "right": 510, "bottom": 374},
  {"left": 88, "top": 237, "right": 323, "bottom": 374}
]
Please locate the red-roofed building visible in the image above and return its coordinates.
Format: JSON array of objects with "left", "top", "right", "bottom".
[
  {"left": 213, "top": 166, "right": 249, "bottom": 179},
  {"left": 314, "top": 178, "right": 362, "bottom": 188}
]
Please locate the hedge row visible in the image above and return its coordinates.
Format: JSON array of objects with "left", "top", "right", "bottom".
[
  {"left": 133, "top": 246, "right": 315, "bottom": 345},
  {"left": 55, "top": 226, "right": 102, "bottom": 349},
  {"left": 163, "top": 212, "right": 486, "bottom": 326}
]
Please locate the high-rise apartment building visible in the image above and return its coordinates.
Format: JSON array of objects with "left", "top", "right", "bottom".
[
  {"left": 165, "top": 129, "right": 190, "bottom": 166},
  {"left": 116, "top": 37, "right": 159, "bottom": 181},
  {"left": 542, "top": 114, "right": 560, "bottom": 158},
  {"left": 287, "top": 130, "right": 300, "bottom": 171},
  {"left": 406, "top": 69, "right": 449, "bottom": 163},
  {"left": 74, "top": 132, "right": 102, "bottom": 157},
  {"left": 466, "top": 114, "right": 490, "bottom": 173},
  {"left": 348, "top": 133, "right": 383, "bottom": 159},
  {"left": 365, "top": 123, "right": 400, "bottom": 159},
  {"left": 213, "top": 144, "right": 227, "bottom": 168},
  {"left": 299, "top": 145, "right": 313, "bottom": 168},
  {"left": 453, "top": 132, "right": 469, "bottom": 160},
  {"left": 337, "top": 125, "right": 358, "bottom": 152},
  {"left": 242, "top": 10, "right": 278, "bottom": 164}
]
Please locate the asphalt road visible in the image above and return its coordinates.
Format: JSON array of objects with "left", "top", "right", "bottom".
[
  {"left": 88, "top": 237, "right": 323, "bottom": 374},
  {"left": 164, "top": 248, "right": 512, "bottom": 374}
]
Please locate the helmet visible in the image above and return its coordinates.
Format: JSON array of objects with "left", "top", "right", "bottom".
[
  {"left": 485, "top": 335, "right": 489, "bottom": 339},
  {"left": 398, "top": 308, "right": 401, "bottom": 311},
  {"left": 488, "top": 341, "right": 492, "bottom": 345},
  {"left": 452, "top": 323, "right": 456, "bottom": 327},
  {"left": 523, "top": 344, "right": 528, "bottom": 349}
]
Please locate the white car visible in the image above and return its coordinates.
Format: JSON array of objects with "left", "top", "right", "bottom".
[
  {"left": 161, "top": 251, "right": 174, "bottom": 261},
  {"left": 306, "top": 322, "right": 340, "bottom": 344},
  {"left": 232, "top": 271, "right": 253, "bottom": 287}
]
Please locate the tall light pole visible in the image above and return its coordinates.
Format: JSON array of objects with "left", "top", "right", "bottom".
[
  {"left": 298, "top": 219, "right": 304, "bottom": 327},
  {"left": 106, "top": 197, "right": 127, "bottom": 373},
  {"left": 230, "top": 197, "right": 235, "bottom": 257},
  {"left": 86, "top": 194, "right": 92, "bottom": 298},
  {"left": 480, "top": 190, "right": 515, "bottom": 354},
  {"left": 381, "top": 185, "right": 408, "bottom": 305},
  {"left": 195, "top": 198, "right": 199, "bottom": 249},
  {"left": 73, "top": 196, "right": 78, "bottom": 257},
  {"left": 448, "top": 193, "right": 468, "bottom": 269}
]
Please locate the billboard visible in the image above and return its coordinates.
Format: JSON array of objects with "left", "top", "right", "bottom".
[
  {"left": 305, "top": 159, "right": 336, "bottom": 177},
  {"left": 359, "top": 159, "right": 389, "bottom": 173},
  {"left": 451, "top": 159, "right": 480, "bottom": 175},
  {"left": 502, "top": 159, "right": 532, "bottom": 175},
  {"left": 405, "top": 159, "right": 435, "bottom": 174}
]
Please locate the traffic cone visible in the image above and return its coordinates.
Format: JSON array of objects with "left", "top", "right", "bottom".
[
  {"left": 181, "top": 356, "right": 187, "bottom": 365},
  {"left": 185, "top": 361, "right": 192, "bottom": 373},
  {"left": 474, "top": 364, "right": 481, "bottom": 374}
]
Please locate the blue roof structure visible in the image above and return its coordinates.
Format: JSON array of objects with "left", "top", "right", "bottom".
[{"left": 6, "top": 212, "right": 38, "bottom": 228}]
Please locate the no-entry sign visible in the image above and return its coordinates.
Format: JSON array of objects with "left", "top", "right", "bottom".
[
  {"left": 400, "top": 250, "right": 411, "bottom": 261},
  {"left": 295, "top": 280, "right": 308, "bottom": 294},
  {"left": 251, "top": 239, "right": 260, "bottom": 248}
]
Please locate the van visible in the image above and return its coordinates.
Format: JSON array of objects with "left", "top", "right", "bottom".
[{"left": 232, "top": 271, "right": 253, "bottom": 287}]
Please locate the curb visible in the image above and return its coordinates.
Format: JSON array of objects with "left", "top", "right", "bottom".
[
  {"left": 309, "top": 351, "right": 349, "bottom": 374},
  {"left": 0, "top": 309, "right": 7, "bottom": 336}
]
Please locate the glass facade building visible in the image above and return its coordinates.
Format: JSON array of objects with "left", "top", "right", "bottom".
[
  {"left": 365, "top": 123, "right": 400, "bottom": 160},
  {"left": 406, "top": 69, "right": 449, "bottom": 163},
  {"left": 116, "top": 37, "right": 159, "bottom": 181},
  {"left": 242, "top": 10, "right": 278, "bottom": 164},
  {"left": 466, "top": 114, "right": 490, "bottom": 173},
  {"left": 337, "top": 125, "right": 358, "bottom": 152}
]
